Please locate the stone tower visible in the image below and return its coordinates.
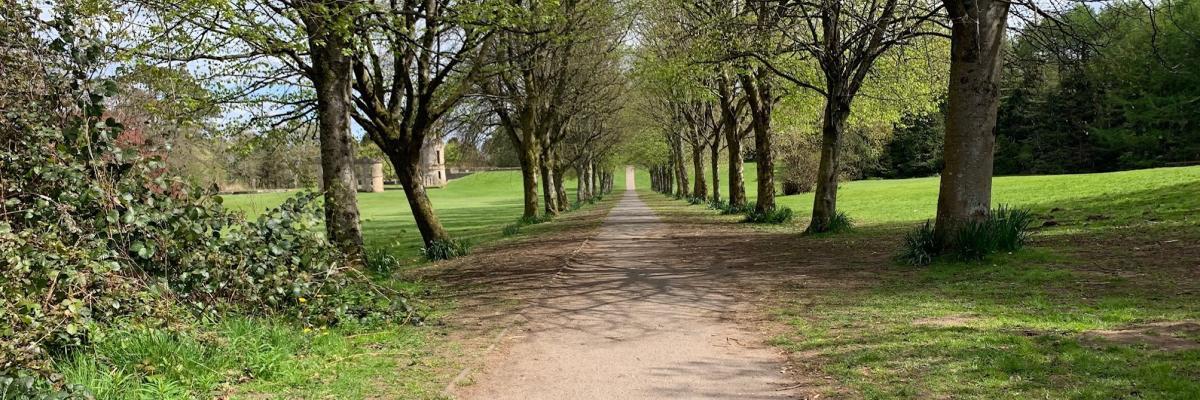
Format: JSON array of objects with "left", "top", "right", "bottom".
[
  {"left": 354, "top": 158, "right": 385, "bottom": 193},
  {"left": 420, "top": 138, "right": 447, "bottom": 188}
]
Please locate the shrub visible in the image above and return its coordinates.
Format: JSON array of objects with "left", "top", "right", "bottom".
[
  {"left": 687, "top": 195, "right": 707, "bottom": 205},
  {"left": 421, "top": 239, "right": 472, "bottom": 261},
  {"left": 743, "top": 206, "right": 794, "bottom": 224},
  {"left": 897, "top": 205, "right": 1035, "bottom": 265},
  {"left": 0, "top": 14, "right": 413, "bottom": 389},
  {"left": 777, "top": 134, "right": 820, "bottom": 195}
]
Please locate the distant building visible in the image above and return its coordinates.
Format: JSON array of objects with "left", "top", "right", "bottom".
[
  {"left": 421, "top": 138, "right": 447, "bottom": 188},
  {"left": 354, "top": 158, "right": 385, "bottom": 193}
]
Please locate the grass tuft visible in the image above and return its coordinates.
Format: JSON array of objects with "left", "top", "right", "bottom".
[
  {"left": 898, "top": 205, "right": 1036, "bottom": 265},
  {"left": 421, "top": 239, "right": 471, "bottom": 261},
  {"left": 897, "top": 221, "right": 938, "bottom": 266},
  {"left": 743, "top": 206, "right": 794, "bottom": 224}
]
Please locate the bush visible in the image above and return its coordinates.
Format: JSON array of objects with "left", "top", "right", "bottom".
[
  {"left": 807, "top": 212, "right": 855, "bottom": 234},
  {"left": 0, "top": 15, "right": 413, "bottom": 389},
  {"left": 897, "top": 205, "right": 1035, "bottom": 265},
  {"left": 743, "top": 206, "right": 794, "bottom": 224},
  {"left": 687, "top": 195, "right": 707, "bottom": 205},
  {"left": 777, "top": 134, "right": 820, "bottom": 195},
  {"left": 421, "top": 239, "right": 472, "bottom": 261}
]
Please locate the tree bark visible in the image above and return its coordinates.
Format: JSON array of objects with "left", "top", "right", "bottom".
[
  {"left": 302, "top": 3, "right": 363, "bottom": 258},
  {"left": 516, "top": 144, "right": 541, "bottom": 220},
  {"left": 392, "top": 154, "right": 450, "bottom": 245},
  {"left": 554, "top": 166, "right": 569, "bottom": 211},
  {"left": 718, "top": 73, "right": 745, "bottom": 208},
  {"left": 671, "top": 136, "right": 690, "bottom": 198},
  {"left": 691, "top": 144, "right": 707, "bottom": 200},
  {"left": 808, "top": 96, "right": 852, "bottom": 233},
  {"left": 539, "top": 150, "right": 559, "bottom": 216},
  {"left": 934, "top": 0, "right": 1010, "bottom": 247},
  {"left": 741, "top": 71, "right": 775, "bottom": 212},
  {"left": 710, "top": 133, "right": 721, "bottom": 203}
]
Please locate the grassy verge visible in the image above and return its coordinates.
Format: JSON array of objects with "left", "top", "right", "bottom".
[
  {"left": 640, "top": 165, "right": 1200, "bottom": 399},
  {"left": 59, "top": 171, "right": 625, "bottom": 399}
]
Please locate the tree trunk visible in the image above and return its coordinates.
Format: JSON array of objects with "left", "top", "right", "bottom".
[
  {"left": 304, "top": 7, "right": 363, "bottom": 258},
  {"left": 539, "top": 151, "right": 559, "bottom": 216},
  {"left": 392, "top": 154, "right": 451, "bottom": 245},
  {"left": 516, "top": 145, "right": 540, "bottom": 220},
  {"left": 808, "top": 97, "right": 852, "bottom": 233},
  {"left": 554, "top": 166, "right": 569, "bottom": 211},
  {"left": 934, "top": 0, "right": 1010, "bottom": 247},
  {"left": 691, "top": 144, "right": 707, "bottom": 200},
  {"left": 710, "top": 135, "right": 721, "bottom": 203},
  {"left": 741, "top": 71, "right": 775, "bottom": 212},
  {"left": 672, "top": 137, "right": 690, "bottom": 198},
  {"left": 718, "top": 73, "right": 745, "bottom": 208}
]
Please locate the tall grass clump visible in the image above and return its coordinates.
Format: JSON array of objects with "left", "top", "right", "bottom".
[
  {"left": 743, "top": 206, "right": 795, "bottom": 224},
  {"left": 421, "top": 239, "right": 472, "bottom": 261},
  {"left": 898, "top": 205, "right": 1036, "bottom": 265}
]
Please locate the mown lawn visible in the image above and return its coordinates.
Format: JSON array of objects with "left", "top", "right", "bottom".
[
  {"left": 644, "top": 165, "right": 1200, "bottom": 399},
  {"left": 224, "top": 170, "right": 629, "bottom": 261},
  {"left": 675, "top": 162, "right": 1199, "bottom": 230}
]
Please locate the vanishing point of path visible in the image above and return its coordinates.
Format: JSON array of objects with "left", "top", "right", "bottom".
[{"left": 455, "top": 167, "right": 798, "bottom": 399}]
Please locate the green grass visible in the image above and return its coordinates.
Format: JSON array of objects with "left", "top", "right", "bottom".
[
  {"left": 57, "top": 169, "right": 627, "bottom": 399},
  {"left": 224, "top": 170, "right": 629, "bottom": 261},
  {"left": 57, "top": 317, "right": 446, "bottom": 399},
  {"left": 658, "top": 163, "right": 1200, "bottom": 230},
  {"left": 644, "top": 164, "right": 1200, "bottom": 399}
]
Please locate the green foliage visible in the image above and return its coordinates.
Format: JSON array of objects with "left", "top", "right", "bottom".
[
  {"left": 826, "top": 212, "right": 855, "bottom": 233},
  {"left": 0, "top": 11, "right": 412, "bottom": 392},
  {"left": 502, "top": 223, "right": 522, "bottom": 237},
  {"left": 898, "top": 206, "right": 1035, "bottom": 266},
  {"left": 421, "top": 239, "right": 472, "bottom": 261},
  {"left": 743, "top": 206, "right": 795, "bottom": 224},
  {"left": 993, "top": 1, "right": 1200, "bottom": 175},
  {"left": 897, "top": 221, "right": 938, "bottom": 266},
  {"left": 717, "top": 201, "right": 756, "bottom": 215},
  {"left": 871, "top": 107, "right": 944, "bottom": 179},
  {"left": 952, "top": 206, "right": 1036, "bottom": 261}
]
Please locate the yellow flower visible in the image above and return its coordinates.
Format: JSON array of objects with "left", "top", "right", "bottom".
[
  {"left": 303, "top": 327, "right": 312, "bottom": 333},
  {"left": 298, "top": 297, "right": 308, "bottom": 303}
]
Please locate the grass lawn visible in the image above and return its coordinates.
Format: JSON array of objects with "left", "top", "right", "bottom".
[
  {"left": 59, "top": 169, "right": 625, "bottom": 399},
  {"left": 642, "top": 165, "right": 1200, "bottom": 399},
  {"left": 224, "top": 170, "right": 630, "bottom": 261}
]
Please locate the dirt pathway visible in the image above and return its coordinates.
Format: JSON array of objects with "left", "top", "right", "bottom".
[{"left": 454, "top": 167, "right": 798, "bottom": 399}]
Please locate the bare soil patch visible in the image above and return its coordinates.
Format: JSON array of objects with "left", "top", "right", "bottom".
[{"left": 1083, "top": 321, "right": 1200, "bottom": 351}]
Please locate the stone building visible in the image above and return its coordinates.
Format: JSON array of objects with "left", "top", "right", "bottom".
[
  {"left": 421, "top": 139, "right": 447, "bottom": 188},
  {"left": 354, "top": 158, "right": 385, "bottom": 193}
]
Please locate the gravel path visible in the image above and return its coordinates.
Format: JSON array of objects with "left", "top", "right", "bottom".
[{"left": 455, "top": 167, "right": 798, "bottom": 399}]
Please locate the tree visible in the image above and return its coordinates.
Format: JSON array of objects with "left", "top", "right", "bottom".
[
  {"left": 758, "top": 0, "right": 945, "bottom": 233},
  {"left": 348, "top": 0, "right": 493, "bottom": 247},
  {"left": 137, "top": 0, "right": 366, "bottom": 258},
  {"left": 932, "top": 0, "right": 1010, "bottom": 246}
]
